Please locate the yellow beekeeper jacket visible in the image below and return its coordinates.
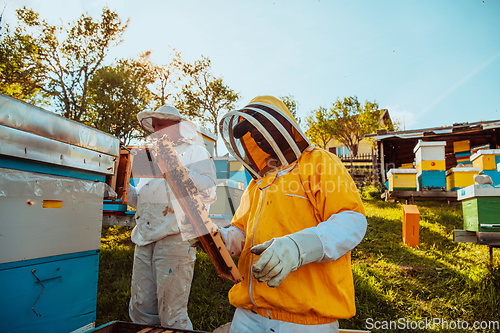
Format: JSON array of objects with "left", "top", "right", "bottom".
[
  {"left": 228, "top": 147, "right": 365, "bottom": 325},
  {"left": 218, "top": 95, "right": 366, "bottom": 325}
]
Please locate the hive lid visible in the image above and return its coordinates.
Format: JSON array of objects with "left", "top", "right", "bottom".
[
  {"left": 470, "top": 149, "right": 500, "bottom": 162},
  {"left": 387, "top": 168, "right": 417, "bottom": 177},
  {"left": 446, "top": 167, "right": 480, "bottom": 175},
  {"left": 403, "top": 204, "right": 420, "bottom": 215},
  {"left": 0, "top": 93, "right": 119, "bottom": 156},
  {"left": 413, "top": 140, "right": 447, "bottom": 153},
  {"left": 457, "top": 184, "right": 500, "bottom": 200}
]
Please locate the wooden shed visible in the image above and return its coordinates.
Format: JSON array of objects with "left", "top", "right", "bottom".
[{"left": 366, "top": 120, "right": 500, "bottom": 186}]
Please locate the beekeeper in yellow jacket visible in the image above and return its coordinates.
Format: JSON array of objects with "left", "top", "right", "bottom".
[{"left": 218, "top": 95, "right": 367, "bottom": 333}]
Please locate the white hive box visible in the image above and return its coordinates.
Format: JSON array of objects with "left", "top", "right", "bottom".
[
  {"left": 0, "top": 94, "right": 119, "bottom": 332},
  {"left": 414, "top": 141, "right": 446, "bottom": 161},
  {"left": 414, "top": 141, "right": 446, "bottom": 173}
]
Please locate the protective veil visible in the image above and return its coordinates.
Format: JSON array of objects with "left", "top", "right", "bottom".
[
  {"left": 219, "top": 96, "right": 367, "bottom": 330},
  {"left": 219, "top": 95, "right": 310, "bottom": 179}
]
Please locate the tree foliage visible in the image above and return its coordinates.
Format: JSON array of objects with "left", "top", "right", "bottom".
[
  {"left": 279, "top": 94, "right": 301, "bottom": 125},
  {"left": 13, "top": 6, "right": 128, "bottom": 122},
  {"left": 2, "top": 7, "right": 241, "bottom": 148},
  {"left": 0, "top": 11, "right": 46, "bottom": 103},
  {"left": 305, "top": 106, "right": 334, "bottom": 150},
  {"left": 138, "top": 49, "right": 184, "bottom": 109},
  {"left": 176, "top": 56, "right": 240, "bottom": 155},
  {"left": 306, "top": 96, "right": 391, "bottom": 155},
  {"left": 86, "top": 57, "right": 155, "bottom": 145},
  {"left": 329, "top": 96, "right": 383, "bottom": 157}
]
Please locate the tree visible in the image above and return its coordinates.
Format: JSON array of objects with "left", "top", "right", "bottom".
[
  {"left": 135, "top": 49, "right": 184, "bottom": 110},
  {"left": 13, "top": 6, "right": 128, "bottom": 122},
  {"left": 85, "top": 57, "right": 155, "bottom": 145},
  {"left": 176, "top": 56, "right": 240, "bottom": 156},
  {"left": 0, "top": 10, "right": 47, "bottom": 103},
  {"left": 279, "top": 94, "right": 301, "bottom": 125},
  {"left": 329, "top": 96, "right": 382, "bottom": 157},
  {"left": 305, "top": 106, "right": 334, "bottom": 149},
  {"left": 151, "top": 49, "right": 184, "bottom": 109}
]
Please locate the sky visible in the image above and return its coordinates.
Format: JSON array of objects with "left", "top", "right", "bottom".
[{"left": 2, "top": 0, "right": 500, "bottom": 153}]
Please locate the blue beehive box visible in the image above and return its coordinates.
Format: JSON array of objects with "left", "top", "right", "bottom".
[
  {"left": 481, "top": 170, "right": 500, "bottom": 186},
  {"left": 0, "top": 94, "right": 119, "bottom": 332},
  {"left": 416, "top": 170, "right": 446, "bottom": 191}
]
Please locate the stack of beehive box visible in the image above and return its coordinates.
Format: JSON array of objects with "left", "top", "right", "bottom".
[
  {"left": 470, "top": 149, "right": 500, "bottom": 185},
  {"left": 414, "top": 141, "right": 447, "bottom": 191},
  {"left": 453, "top": 140, "right": 472, "bottom": 165}
]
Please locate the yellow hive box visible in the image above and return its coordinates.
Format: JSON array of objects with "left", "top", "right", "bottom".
[
  {"left": 400, "top": 163, "right": 414, "bottom": 169},
  {"left": 416, "top": 160, "right": 446, "bottom": 173},
  {"left": 471, "top": 149, "right": 500, "bottom": 171},
  {"left": 387, "top": 169, "right": 417, "bottom": 191},
  {"left": 446, "top": 167, "right": 480, "bottom": 191},
  {"left": 453, "top": 140, "right": 470, "bottom": 153}
]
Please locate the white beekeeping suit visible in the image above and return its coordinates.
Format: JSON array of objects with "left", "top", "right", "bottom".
[{"left": 128, "top": 105, "right": 217, "bottom": 329}]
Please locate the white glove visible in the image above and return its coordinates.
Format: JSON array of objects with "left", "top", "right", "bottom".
[
  {"left": 251, "top": 229, "right": 323, "bottom": 288},
  {"left": 251, "top": 237, "right": 299, "bottom": 287},
  {"left": 220, "top": 226, "right": 246, "bottom": 257}
]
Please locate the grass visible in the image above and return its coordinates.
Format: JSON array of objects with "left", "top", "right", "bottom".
[
  {"left": 97, "top": 189, "right": 500, "bottom": 332},
  {"left": 345, "top": 187, "right": 500, "bottom": 332},
  {"left": 96, "top": 226, "right": 235, "bottom": 331}
]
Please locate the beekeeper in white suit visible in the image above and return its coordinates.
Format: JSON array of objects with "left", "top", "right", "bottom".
[{"left": 127, "top": 105, "right": 217, "bottom": 329}]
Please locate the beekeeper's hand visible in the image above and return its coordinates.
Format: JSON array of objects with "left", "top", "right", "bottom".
[
  {"left": 188, "top": 236, "right": 202, "bottom": 249},
  {"left": 188, "top": 225, "right": 222, "bottom": 252},
  {"left": 251, "top": 237, "right": 299, "bottom": 287},
  {"left": 251, "top": 229, "right": 324, "bottom": 288},
  {"left": 220, "top": 226, "right": 246, "bottom": 257}
]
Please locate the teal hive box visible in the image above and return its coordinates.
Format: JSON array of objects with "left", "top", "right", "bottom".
[
  {"left": 457, "top": 184, "right": 500, "bottom": 232},
  {"left": 416, "top": 170, "right": 446, "bottom": 191},
  {"left": 480, "top": 170, "right": 500, "bottom": 186}
]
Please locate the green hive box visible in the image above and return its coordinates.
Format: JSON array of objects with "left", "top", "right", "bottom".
[{"left": 458, "top": 185, "right": 500, "bottom": 232}]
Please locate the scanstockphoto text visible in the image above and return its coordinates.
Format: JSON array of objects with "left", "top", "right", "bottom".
[{"left": 365, "top": 317, "right": 500, "bottom": 331}]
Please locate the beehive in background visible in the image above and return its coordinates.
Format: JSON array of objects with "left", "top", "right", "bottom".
[
  {"left": 453, "top": 139, "right": 470, "bottom": 153},
  {"left": 455, "top": 151, "right": 472, "bottom": 165},
  {"left": 471, "top": 149, "right": 500, "bottom": 185},
  {"left": 414, "top": 141, "right": 446, "bottom": 172},
  {"left": 446, "top": 167, "right": 480, "bottom": 191},
  {"left": 400, "top": 163, "right": 414, "bottom": 169},
  {"left": 471, "top": 149, "right": 500, "bottom": 171},
  {"left": 458, "top": 184, "right": 500, "bottom": 232},
  {"left": 453, "top": 140, "right": 472, "bottom": 165},
  {"left": 414, "top": 141, "right": 446, "bottom": 190},
  {"left": 387, "top": 169, "right": 417, "bottom": 191}
]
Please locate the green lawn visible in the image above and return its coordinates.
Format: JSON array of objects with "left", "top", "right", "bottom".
[{"left": 96, "top": 189, "right": 500, "bottom": 332}]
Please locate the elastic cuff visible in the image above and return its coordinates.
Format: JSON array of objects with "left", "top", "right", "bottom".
[{"left": 287, "top": 228, "right": 324, "bottom": 267}]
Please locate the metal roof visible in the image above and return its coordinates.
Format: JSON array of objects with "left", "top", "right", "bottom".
[{"left": 366, "top": 119, "right": 500, "bottom": 142}]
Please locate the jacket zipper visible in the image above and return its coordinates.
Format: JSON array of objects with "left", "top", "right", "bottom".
[{"left": 249, "top": 187, "right": 267, "bottom": 307}]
